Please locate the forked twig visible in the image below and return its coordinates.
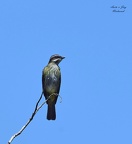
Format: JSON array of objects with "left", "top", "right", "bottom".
[{"left": 8, "top": 92, "right": 60, "bottom": 144}]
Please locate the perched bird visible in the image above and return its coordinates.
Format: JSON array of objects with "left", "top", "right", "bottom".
[{"left": 42, "top": 54, "right": 65, "bottom": 120}]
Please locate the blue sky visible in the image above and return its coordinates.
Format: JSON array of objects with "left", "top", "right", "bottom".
[{"left": 0, "top": 0, "right": 132, "bottom": 144}]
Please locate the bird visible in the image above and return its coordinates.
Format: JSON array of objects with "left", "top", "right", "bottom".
[{"left": 42, "top": 54, "right": 65, "bottom": 120}]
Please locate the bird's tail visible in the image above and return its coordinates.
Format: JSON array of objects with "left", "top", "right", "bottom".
[{"left": 47, "top": 104, "right": 56, "bottom": 120}]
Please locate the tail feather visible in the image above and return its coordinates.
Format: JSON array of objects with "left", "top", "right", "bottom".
[{"left": 47, "top": 104, "right": 56, "bottom": 120}]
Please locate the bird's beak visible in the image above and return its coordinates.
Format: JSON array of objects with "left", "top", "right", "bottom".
[{"left": 62, "top": 56, "right": 65, "bottom": 59}]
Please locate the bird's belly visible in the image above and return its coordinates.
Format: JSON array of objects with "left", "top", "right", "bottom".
[{"left": 46, "top": 76, "right": 59, "bottom": 93}]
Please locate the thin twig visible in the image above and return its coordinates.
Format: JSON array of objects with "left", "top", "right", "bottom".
[{"left": 8, "top": 92, "right": 59, "bottom": 144}]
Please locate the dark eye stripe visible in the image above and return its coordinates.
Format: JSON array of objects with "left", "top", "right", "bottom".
[{"left": 50, "top": 54, "right": 61, "bottom": 60}]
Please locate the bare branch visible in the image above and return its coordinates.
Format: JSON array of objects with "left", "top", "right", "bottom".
[{"left": 8, "top": 92, "right": 59, "bottom": 144}]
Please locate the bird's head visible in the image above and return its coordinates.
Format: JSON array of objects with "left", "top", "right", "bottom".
[{"left": 48, "top": 54, "right": 65, "bottom": 65}]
